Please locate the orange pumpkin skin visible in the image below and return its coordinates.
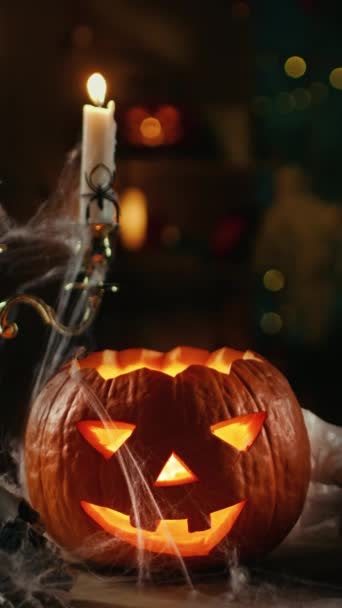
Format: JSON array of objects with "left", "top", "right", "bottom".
[{"left": 24, "top": 347, "right": 310, "bottom": 569}]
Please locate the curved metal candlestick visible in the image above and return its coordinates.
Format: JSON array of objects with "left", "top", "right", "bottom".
[
  {"left": 0, "top": 291, "right": 103, "bottom": 339},
  {"left": 0, "top": 222, "right": 119, "bottom": 339}
]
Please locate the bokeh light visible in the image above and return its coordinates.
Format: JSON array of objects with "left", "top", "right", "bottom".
[
  {"left": 156, "top": 105, "right": 183, "bottom": 144},
  {"left": 252, "top": 96, "right": 272, "bottom": 116},
  {"left": 275, "top": 92, "right": 295, "bottom": 114},
  {"left": 156, "top": 105, "right": 180, "bottom": 124},
  {"left": 126, "top": 107, "right": 148, "bottom": 124},
  {"left": 140, "top": 117, "right": 164, "bottom": 146},
  {"left": 124, "top": 105, "right": 182, "bottom": 146},
  {"left": 161, "top": 225, "right": 181, "bottom": 247},
  {"left": 263, "top": 269, "right": 285, "bottom": 292},
  {"left": 260, "top": 312, "right": 283, "bottom": 335},
  {"left": 72, "top": 25, "right": 93, "bottom": 49},
  {"left": 329, "top": 67, "right": 342, "bottom": 90},
  {"left": 292, "top": 88, "right": 311, "bottom": 111},
  {"left": 120, "top": 188, "right": 148, "bottom": 251},
  {"left": 309, "top": 82, "right": 329, "bottom": 104},
  {"left": 284, "top": 56, "right": 307, "bottom": 79}
]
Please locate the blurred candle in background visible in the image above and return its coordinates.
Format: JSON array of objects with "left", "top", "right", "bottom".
[
  {"left": 120, "top": 188, "right": 148, "bottom": 250},
  {"left": 80, "top": 73, "right": 117, "bottom": 225}
]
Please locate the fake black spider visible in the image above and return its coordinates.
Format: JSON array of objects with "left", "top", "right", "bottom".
[{"left": 82, "top": 163, "right": 119, "bottom": 222}]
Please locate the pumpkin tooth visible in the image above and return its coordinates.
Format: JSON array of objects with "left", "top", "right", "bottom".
[
  {"left": 162, "top": 347, "right": 209, "bottom": 376},
  {"left": 187, "top": 512, "right": 211, "bottom": 533},
  {"left": 206, "top": 347, "right": 244, "bottom": 374}
]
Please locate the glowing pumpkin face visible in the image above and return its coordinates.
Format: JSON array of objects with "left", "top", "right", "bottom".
[
  {"left": 76, "top": 411, "right": 266, "bottom": 558},
  {"left": 24, "top": 347, "right": 310, "bottom": 568}
]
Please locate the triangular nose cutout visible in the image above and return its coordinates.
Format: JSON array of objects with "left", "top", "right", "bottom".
[{"left": 154, "top": 452, "right": 198, "bottom": 487}]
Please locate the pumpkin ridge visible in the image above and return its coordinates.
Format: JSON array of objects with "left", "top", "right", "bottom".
[
  {"left": 233, "top": 358, "right": 310, "bottom": 551},
  {"left": 59, "top": 378, "right": 85, "bottom": 539},
  {"left": 250, "top": 366, "right": 287, "bottom": 544},
  {"left": 79, "top": 370, "right": 114, "bottom": 423},
  {"left": 262, "top": 433, "right": 282, "bottom": 546},
  {"left": 32, "top": 372, "right": 73, "bottom": 540},
  {"left": 215, "top": 367, "right": 262, "bottom": 544},
  {"left": 27, "top": 372, "right": 70, "bottom": 516},
  {"left": 208, "top": 366, "right": 235, "bottom": 421},
  {"left": 232, "top": 362, "right": 277, "bottom": 543}
]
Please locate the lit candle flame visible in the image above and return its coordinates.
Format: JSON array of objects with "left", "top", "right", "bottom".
[{"left": 87, "top": 72, "right": 107, "bottom": 106}]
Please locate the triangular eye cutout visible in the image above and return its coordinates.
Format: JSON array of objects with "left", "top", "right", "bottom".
[
  {"left": 211, "top": 412, "right": 267, "bottom": 452},
  {"left": 154, "top": 452, "right": 198, "bottom": 487},
  {"left": 77, "top": 421, "right": 136, "bottom": 460}
]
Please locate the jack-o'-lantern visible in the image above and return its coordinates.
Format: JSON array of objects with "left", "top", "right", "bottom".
[{"left": 24, "top": 346, "right": 310, "bottom": 568}]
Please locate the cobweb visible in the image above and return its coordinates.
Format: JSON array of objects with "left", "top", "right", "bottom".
[
  {"left": 0, "top": 147, "right": 87, "bottom": 607},
  {"left": 0, "top": 149, "right": 341, "bottom": 606}
]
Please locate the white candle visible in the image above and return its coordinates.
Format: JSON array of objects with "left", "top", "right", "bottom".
[{"left": 80, "top": 73, "right": 117, "bottom": 225}]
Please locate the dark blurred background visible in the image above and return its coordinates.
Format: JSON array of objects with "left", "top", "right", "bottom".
[{"left": 1, "top": 0, "right": 342, "bottom": 459}]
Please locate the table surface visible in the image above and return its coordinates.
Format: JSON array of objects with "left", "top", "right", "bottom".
[{"left": 71, "top": 527, "right": 342, "bottom": 608}]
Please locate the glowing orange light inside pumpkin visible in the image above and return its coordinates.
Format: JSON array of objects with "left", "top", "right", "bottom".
[
  {"left": 81, "top": 499, "right": 246, "bottom": 557},
  {"left": 211, "top": 412, "right": 266, "bottom": 451},
  {"left": 77, "top": 421, "right": 136, "bottom": 459},
  {"left": 154, "top": 452, "right": 198, "bottom": 487},
  {"left": 77, "top": 346, "right": 261, "bottom": 380}
]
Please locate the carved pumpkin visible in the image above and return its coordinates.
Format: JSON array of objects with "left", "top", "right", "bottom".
[{"left": 24, "top": 346, "right": 310, "bottom": 568}]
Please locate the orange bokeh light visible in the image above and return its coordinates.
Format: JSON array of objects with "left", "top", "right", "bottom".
[
  {"left": 124, "top": 105, "right": 182, "bottom": 146},
  {"left": 139, "top": 117, "right": 163, "bottom": 145},
  {"left": 156, "top": 105, "right": 180, "bottom": 123},
  {"left": 120, "top": 188, "right": 148, "bottom": 251}
]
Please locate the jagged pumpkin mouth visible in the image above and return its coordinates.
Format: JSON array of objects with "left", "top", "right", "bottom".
[{"left": 81, "top": 499, "right": 246, "bottom": 557}]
